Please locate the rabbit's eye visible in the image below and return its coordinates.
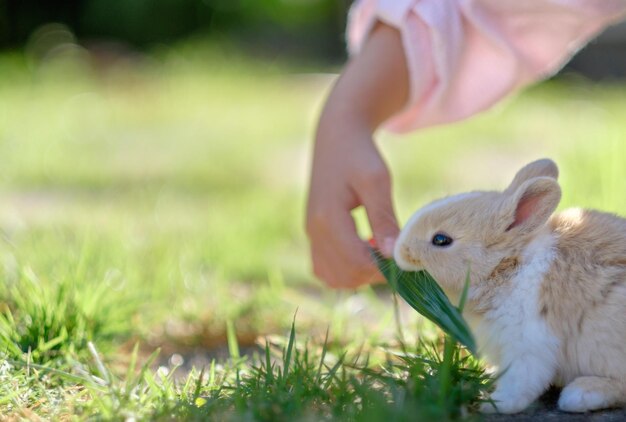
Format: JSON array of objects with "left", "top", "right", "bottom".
[{"left": 431, "top": 233, "right": 453, "bottom": 247}]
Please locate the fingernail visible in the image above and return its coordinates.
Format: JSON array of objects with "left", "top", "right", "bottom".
[{"left": 381, "top": 237, "right": 395, "bottom": 257}]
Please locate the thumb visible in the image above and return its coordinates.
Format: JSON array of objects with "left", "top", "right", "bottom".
[{"left": 356, "top": 170, "right": 399, "bottom": 258}]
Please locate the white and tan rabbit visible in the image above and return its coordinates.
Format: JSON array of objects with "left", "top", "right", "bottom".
[{"left": 394, "top": 159, "right": 626, "bottom": 414}]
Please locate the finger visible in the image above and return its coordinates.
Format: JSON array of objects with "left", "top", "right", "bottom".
[
  {"left": 311, "top": 244, "right": 376, "bottom": 289},
  {"left": 328, "top": 215, "right": 378, "bottom": 287},
  {"left": 310, "top": 210, "right": 381, "bottom": 288},
  {"left": 323, "top": 260, "right": 382, "bottom": 289},
  {"left": 354, "top": 167, "right": 399, "bottom": 257}
]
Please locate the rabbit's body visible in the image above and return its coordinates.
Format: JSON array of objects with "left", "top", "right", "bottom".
[
  {"left": 395, "top": 159, "right": 626, "bottom": 414},
  {"left": 544, "top": 210, "right": 626, "bottom": 410}
]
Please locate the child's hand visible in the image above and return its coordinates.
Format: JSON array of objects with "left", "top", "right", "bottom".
[
  {"left": 306, "top": 23, "right": 408, "bottom": 288},
  {"left": 307, "top": 122, "right": 398, "bottom": 288}
]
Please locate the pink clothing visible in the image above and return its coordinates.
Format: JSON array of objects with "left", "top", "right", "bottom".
[{"left": 347, "top": 0, "right": 626, "bottom": 132}]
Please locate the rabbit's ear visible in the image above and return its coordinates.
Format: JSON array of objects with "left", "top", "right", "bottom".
[
  {"left": 502, "top": 177, "right": 561, "bottom": 234},
  {"left": 505, "top": 159, "right": 559, "bottom": 194}
]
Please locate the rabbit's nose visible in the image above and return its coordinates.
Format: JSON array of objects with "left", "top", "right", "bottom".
[
  {"left": 396, "top": 244, "right": 423, "bottom": 271},
  {"left": 406, "top": 256, "right": 424, "bottom": 268}
]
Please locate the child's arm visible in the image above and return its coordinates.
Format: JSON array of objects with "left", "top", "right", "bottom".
[
  {"left": 306, "top": 23, "right": 408, "bottom": 288},
  {"left": 347, "top": 0, "right": 626, "bottom": 133}
]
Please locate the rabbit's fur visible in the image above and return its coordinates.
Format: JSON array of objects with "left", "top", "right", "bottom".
[{"left": 395, "top": 159, "right": 626, "bottom": 414}]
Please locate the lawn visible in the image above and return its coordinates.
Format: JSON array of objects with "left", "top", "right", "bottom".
[{"left": 0, "top": 40, "right": 624, "bottom": 419}]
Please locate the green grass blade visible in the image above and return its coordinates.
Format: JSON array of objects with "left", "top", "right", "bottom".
[
  {"left": 208, "top": 359, "right": 216, "bottom": 388},
  {"left": 264, "top": 340, "right": 274, "bottom": 385},
  {"left": 370, "top": 248, "right": 477, "bottom": 354},
  {"left": 126, "top": 342, "right": 139, "bottom": 385},
  {"left": 282, "top": 315, "right": 297, "bottom": 379},
  {"left": 459, "top": 267, "right": 471, "bottom": 313},
  {"left": 315, "top": 328, "right": 329, "bottom": 384},
  {"left": 226, "top": 320, "right": 240, "bottom": 360},
  {"left": 88, "top": 342, "right": 111, "bottom": 385},
  {"left": 322, "top": 352, "right": 345, "bottom": 390},
  {"left": 193, "top": 367, "right": 205, "bottom": 401}
]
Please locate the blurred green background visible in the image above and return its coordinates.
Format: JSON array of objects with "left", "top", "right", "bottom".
[
  {"left": 3, "top": 0, "right": 626, "bottom": 75},
  {"left": 0, "top": 0, "right": 625, "bottom": 392},
  {"left": 2, "top": 0, "right": 350, "bottom": 62}
]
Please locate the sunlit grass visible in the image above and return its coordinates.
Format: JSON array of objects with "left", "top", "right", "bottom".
[{"left": 1, "top": 320, "right": 491, "bottom": 420}]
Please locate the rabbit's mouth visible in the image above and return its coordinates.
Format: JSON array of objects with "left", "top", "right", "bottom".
[{"left": 394, "top": 244, "right": 424, "bottom": 272}]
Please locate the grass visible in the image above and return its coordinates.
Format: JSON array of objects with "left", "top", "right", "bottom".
[
  {"left": 0, "top": 38, "right": 624, "bottom": 419},
  {"left": 1, "top": 320, "right": 491, "bottom": 420}
]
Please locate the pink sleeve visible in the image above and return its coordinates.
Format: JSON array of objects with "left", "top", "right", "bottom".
[{"left": 347, "top": 0, "right": 626, "bottom": 132}]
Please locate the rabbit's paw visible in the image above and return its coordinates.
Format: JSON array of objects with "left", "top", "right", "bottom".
[
  {"left": 479, "top": 392, "right": 532, "bottom": 414},
  {"left": 558, "top": 376, "right": 621, "bottom": 413}
]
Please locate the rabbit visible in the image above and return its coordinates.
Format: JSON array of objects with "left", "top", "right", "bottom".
[{"left": 394, "top": 158, "right": 626, "bottom": 414}]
